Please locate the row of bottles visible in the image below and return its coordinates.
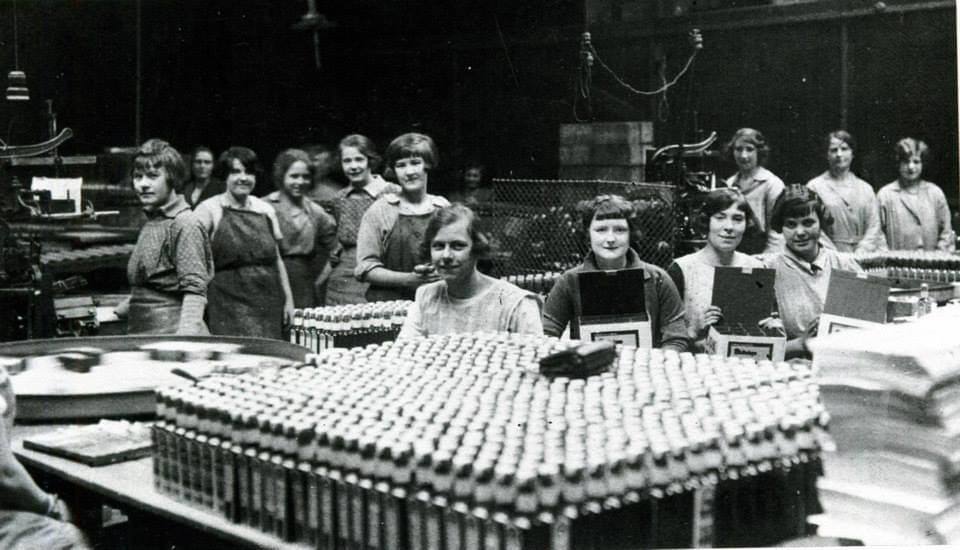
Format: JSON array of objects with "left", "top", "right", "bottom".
[{"left": 290, "top": 301, "right": 412, "bottom": 352}]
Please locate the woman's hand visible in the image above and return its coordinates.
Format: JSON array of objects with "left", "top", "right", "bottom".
[
  {"left": 283, "top": 298, "right": 295, "bottom": 327},
  {"left": 114, "top": 296, "right": 131, "bottom": 319},
  {"left": 405, "top": 265, "right": 441, "bottom": 288},
  {"left": 702, "top": 306, "right": 723, "bottom": 328},
  {"left": 758, "top": 316, "right": 784, "bottom": 331}
]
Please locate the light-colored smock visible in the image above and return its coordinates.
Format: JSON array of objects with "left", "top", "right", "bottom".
[
  {"left": 806, "top": 172, "right": 887, "bottom": 253},
  {"left": 724, "top": 167, "right": 786, "bottom": 254},
  {"left": 399, "top": 277, "right": 543, "bottom": 338},
  {"left": 877, "top": 180, "right": 955, "bottom": 252}
]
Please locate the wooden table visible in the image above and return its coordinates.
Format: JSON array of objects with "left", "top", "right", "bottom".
[{"left": 14, "top": 432, "right": 308, "bottom": 550}]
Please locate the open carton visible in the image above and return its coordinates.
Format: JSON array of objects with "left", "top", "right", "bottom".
[
  {"left": 817, "top": 269, "right": 891, "bottom": 335},
  {"left": 705, "top": 266, "right": 785, "bottom": 361},
  {"left": 574, "top": 268, "right": 652, "bottom": 348}
]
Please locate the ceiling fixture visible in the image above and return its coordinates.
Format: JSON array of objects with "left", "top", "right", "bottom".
[{"left": 6, "top": 0, "right": 29, "bottom": 101}]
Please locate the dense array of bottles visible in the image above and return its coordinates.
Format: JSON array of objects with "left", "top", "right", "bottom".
[
  {"left": 856, "top": 251, "right": 960, "bottom": 283},
  {"left": 500, "top": 272, "right": 563, "bottom": 295},
  {"left": 153, "top": 333, "right": 829, "bottom": 548},
  {"left": 290, "top": 301, "right": 411, "bottom": 352}
]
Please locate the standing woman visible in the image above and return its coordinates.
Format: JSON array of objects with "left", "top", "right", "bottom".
[
  {"left": 182, "top": 146, "right": 225, "bottom": 209},
  {"left": 124, "top": 139, "right": 213, "bottom": 335},
  {"left": 195, "top": 147, "right": 294, "bottom": 339},
  {"left": 806, "top": 130, "right": 886, "bottom": 252},
  {"left": 877, "top": 138, "right": 955, "bottom": 252},
  {"left": 542, "top": 195, "right": 688, "bottom": 352},
  {"left": 355, "top": 132, "right": 449, "bottom": 302},
  {"left": 723, "top": 128, "right": 786, "bottom": 254},
  {"left": 668, "top": 188, "right": 765, "bottom": 351},
  {"left": 266, "top": 149, "right": 339, "bottom": 307},
  {"left": 326, "top": 134, "right": 400, "bottom": 304}
]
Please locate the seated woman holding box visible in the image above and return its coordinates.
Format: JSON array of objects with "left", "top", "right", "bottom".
[
  {"left": 543, "top": 194, "right": 688, "bottom": 352},
  {"left": 761, "top": 186, "right": 862, "bottom": 358},
  {"left": 399, "top": 204, "right": 542, "bottom": 337},
  {"left": 668, "top": 188, "right": 766, "bottom": 351}
]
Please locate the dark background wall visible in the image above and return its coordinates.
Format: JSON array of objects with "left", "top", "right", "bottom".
[{"left": 0, "top": 0, "right": 954, "bottom": 203}]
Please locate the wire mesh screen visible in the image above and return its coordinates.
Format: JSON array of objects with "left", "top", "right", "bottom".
[{"left": 474, "top": 178, "right": 675, "bottom": 276}]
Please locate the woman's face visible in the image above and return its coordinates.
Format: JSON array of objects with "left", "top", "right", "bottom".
[
  {"left": 132, "top": 165, "right": 174, "bottom": 210},
  {"left": 589, "top": 216, "right": 631, "bottom": 266},
  {"left": 394, "top": 156, "right": 428, "bottom": 195},
  {"left": 225, "top": 157, "right": 256, "bottom": 201},
  {"left": 733, "top": 139, "right": 758, "bottom": 174},
  {"left": 282, "top": 160, "right": 311, "bottom": 199},
  {"left": 430, "top": 218, "right": 476, "bottom": 285},
  {"left": 827, "top": 137, "right": 853, "bottom": 173},
  {"left": 782, "top": 211, "right": 821, "bottom": 262},
  {"left": 192, "top": 151, "right": 214, "bottom": 181},
  {"left": 340, "top": 146, "right": 371, "bottom": 186},
  {"left": 707, "top": 204, "right": 747, "bottom": 253},
  {"left": 899, "top": 154, "right": 923, "bottom": 184}
]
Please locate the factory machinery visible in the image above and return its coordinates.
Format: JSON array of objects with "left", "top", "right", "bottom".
[
  {"left": 154, "top": 332, "right": 829, "bottom": 549},
  {"left": 0, "top": 120, "right": 140, "bottom": 342}
]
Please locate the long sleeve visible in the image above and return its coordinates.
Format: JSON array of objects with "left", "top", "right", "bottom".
[
  {"left": 354, "top": 202, "right": 391, "bottom": 281},
  {"left": 655, "top": 272, "right": 690, "bottom": 353},
  {"left": 314, "top": 208, "right": 340, "bottom": 269},
  {"left": 855, "top": 194, "right": 888, "bottom": 253},
  {"left": 935, "top": 188, "right": 955, "bottom": 252},
  {"left": 398, "top": 294, "right": 425, "bottom": 338},
  {"left": 174, "top": 216, "right": 213, "bottom": 297},
  {"left": 510, "top": 297, "right": 544, "bottom": 336},
  {"left": 542, "top": 274, "right": 575, "bottom": 337}
]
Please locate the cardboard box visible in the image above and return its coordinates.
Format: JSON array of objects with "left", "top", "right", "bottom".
[
  {"left": 575, "top": 269, "right": 653, "bottom": 347},
  {"left": 817, "top": 270, "right": 890, "bottom": 336},
  {"left": 707, "top": 267, "right": 785, "bottom": 361}
]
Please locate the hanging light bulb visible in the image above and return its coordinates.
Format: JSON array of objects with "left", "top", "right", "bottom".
[
  {"left": 6, "top": 70, "right": 29, "bottom": 101},
  {"left": 6, "top": 0, "right": 29, "bottom": 102}
]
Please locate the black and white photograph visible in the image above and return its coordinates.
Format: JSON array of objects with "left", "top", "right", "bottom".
[{"left": 0, "top": 0, "right": 957, "bottom": 548}]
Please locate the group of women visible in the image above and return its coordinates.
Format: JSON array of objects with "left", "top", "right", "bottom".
[
  {"left": 121, "top": 127, "right": 954, "bottom": 360},
  {"left": 724, "top": 128, "right": 955, "bottom": 256}
]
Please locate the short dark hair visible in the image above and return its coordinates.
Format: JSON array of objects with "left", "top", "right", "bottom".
[
  {"left": 384, "top": 133, "right": 439, "bottom": 180},
  {"left": 825, "top": 130, "right": 856, "bottom": 153},
  {"left": 133, "top": 139, "right": 187, "bottom": 192},
  {"left": 190, "top": 145, "right": 214, "bottom": 159},
  {"left": 216, "top": 146, "right": 263, "bottom": 183},
  {"left": 894, "top": 137, "right": 929, "bottom": 163},
  {"left": 272, "top": 149, "right": 313, "bottom": 190},
  {"left": 420, "top": 203, "right": 491, "bottom": 262},
  {"left": 695, "top": 187, "right": 756, "bottom": 233},
  {"left": 576, "top": 194, "right": 638, "bottom": 234},
  {"left": 770, "top": 186, "right": 833, "bottom": 233},
  {"left": 724, "top": 128, "right": 770, "bottom": 166},
  {"left": 337, "top": 134, "right": 382, "bottom": 173}
]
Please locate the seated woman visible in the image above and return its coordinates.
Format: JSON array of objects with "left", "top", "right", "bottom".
[
  {"left": 0, "top": 368, "right": 89, "bottom": 549},
  {"left": 399, "top": 204, "right": 542, "bottom": 337},
  {"left": 124, "top": 139, "right": 212, "bottom": 335},
  {"left": 877, "top": 138, "right": 955, "bottom": 252},
  {"left": 543, "top": 195, "right": 689, "bottom": 352},
  {"left": 355, "top": 132, "right": 449, "bottom": 302},
  {"left": 195, "top": 147, "right": 294, "bottom": 339},
  {"left": 266, "top": 149, "right": 339, "bottom": 307},
  {"left": 806, "top": 130, "right": 886, "bottom": 252},
  {"left": 764, "top": 187, "right": 862, "bottom": 358},
  {"left": 723, "top": 128, "right": 786, "bottom": 254},
  {"left": 668, "top": 188, "right": 765, "bottom": 351}
]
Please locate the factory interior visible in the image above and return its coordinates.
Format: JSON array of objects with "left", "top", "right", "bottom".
[{"left": 0, "top": 0, "right": 958, "bottom": 548}]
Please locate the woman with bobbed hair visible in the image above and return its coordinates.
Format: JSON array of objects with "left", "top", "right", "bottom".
[
  {"left": 543, "top": 194, "right": 688, "bottom": 351},
  {"left": 723, "top": 128, "right": 786, "bottom": 254},
  {"left": 122, "top": 139, "right": 213, "bottom": 334},
  {"left": 806, "top": 130, "right": 886, "bottom": 252},
  {"left": 399, "top": 204, "right": 542, "bottom": 337},
  {"left": 877, "top": 138, "right": 955, "bottom": 252},
  {"left": 266, "top": 149, "right": 339, "bottom": 307},
  {"left": 194, "top": 146, "right": 294, "bottom": 338},
  {"left": 763, "top": 186, "right": 862, "bottom": 358},
  {"left": 355, "top": 132, "right": 449, "bottom": 302},
  {"left": 326, "top": 134, "right": 400, "bottom": 304},
  {"left": 668, "top": 188, "right": 765, "bottom": 351}
]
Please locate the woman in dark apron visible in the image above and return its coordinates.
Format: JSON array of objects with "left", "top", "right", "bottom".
[
  {"left": 354, "top": 133, "right": 449, "bottom": 302},
  {"left": 123, "top": 139, "right": 212, "bottom": 335},
  {"left": 195, "top": 147, "right": 294, "bottom": 339},
  {"left": 266, "top": 149, "right": 338, "bottom": 307}
]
